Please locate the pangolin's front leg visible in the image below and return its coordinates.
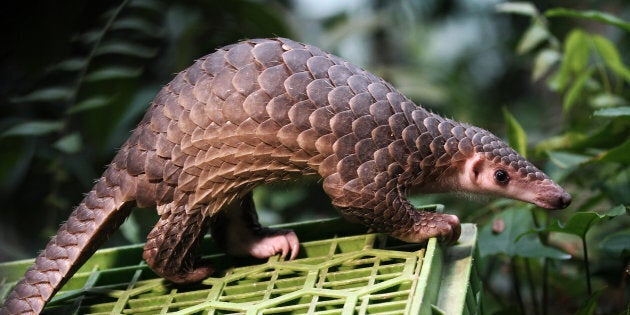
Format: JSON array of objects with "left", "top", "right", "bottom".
[{"left": 323, "top": 171, "right": 461, "bottom": 244}]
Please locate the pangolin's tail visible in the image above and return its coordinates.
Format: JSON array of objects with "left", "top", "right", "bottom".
[{"left": 0, "top": 166, "right": 134, "bottom": 315}]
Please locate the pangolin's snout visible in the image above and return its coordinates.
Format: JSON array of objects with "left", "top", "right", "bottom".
[{"left": 554, "top": 191, "right": 572, "bottom": 209}]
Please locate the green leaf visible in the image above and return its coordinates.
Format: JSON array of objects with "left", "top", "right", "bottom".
[
  {"left": 547, "top": 151, "right": 591, "bottom": 169},
  {"left": 502, "top": 108, "right": 528, "bottom": 158},
  {"left": 589, "top": 93, "right": 628, "bottom": 109},
  {"left": 550, "top": 29, "right": 590, "bottom": 91},
  {"left": 546, "top": 8, "right": 630, "bottom": 33},
  {"left": 593, "top": 106, "right": 630, "bottom": 117},
  {"left": 596, "top": 138, "right": 630, "bottom": 163},
  {"left": 51, "top": 58, "right": 88, "bottom": 72},
  {"left": 599, "top": 229, "right": 630, "bottom": 257},
  {"left": 532, "top": 49, "right": 561, "bottom": 81},
  {"left": 478, "top": 207, "right": 570, "bottom": 259},
  {"left": 575, "top": 290, "right": 603, "bottom": 315},
  {"left": 67, "top": 97, "right": 111, "bottom": 114},
  {"left": 111, "top": 17, "right": 162, "bottom": 37},
  {"left": 592, "top": 35, "right": 630, "bottom": 83},
  {"left": 84, "top": 67, "right": 142, "bottom": 81},
  {"left": 2, "top": 121, "right": 64, "bottom": 137},
  {"left": 565, "top": 30, "right": 590, "bottom": 73},
  {"left": 53, "top": 132, "right": 82, "bottom": 154},
  {"left": 544, "top": 205, "right": 626, "bottom": 238},
  {"left": 95, "top": 42, "right": 159, "bottom": 58},
  {"left": 563, "top": 68, "right": 594, "bottom": 111},
  {"left": 12, "top": 86, "right": 73, "bottom": 103},
  {"left": 495, "top": 2, "right": 540, "bottom": 17},
  {"left": 517, "top": 22, "right": 550, "bottom": 55}
]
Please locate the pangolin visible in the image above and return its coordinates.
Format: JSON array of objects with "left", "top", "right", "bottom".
[{"left": 0, "top": 38, "right": 571, "bottom": 314}]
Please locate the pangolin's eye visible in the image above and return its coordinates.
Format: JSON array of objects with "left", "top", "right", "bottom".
[{"left": 494, "top": 169, "right": 510, "bottom": 184}]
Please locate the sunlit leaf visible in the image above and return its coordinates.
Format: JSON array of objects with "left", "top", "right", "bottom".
[
  {"left": 517, "top": 22, "right": 549, "bottom": 55},
  {"left": 593, "top": 106, "right": 630, "bottom": 117},
  {"left": 478, "top": 207, "right": 570, "bottom": 259},
  {"left": 54, "top": 132, "right": 82, "bottom": 154},
  {"left": 592, "top": 35, "right": 630, "bottom": 83},
  {"left": 502, "top": 108, "right": 528, "bottom": 158},
  {"left": 495, "top": 2, "right": 539, "bottom": 17},
  {"left": 547, "top": 151, "right": 591, "bottom": 169},
  {"left": 589, "top": 93, "right": 628, "bottom": 109},
  {"left": 550, "top": 29, "right": 590, "bottom": 91},
  {"left": 546, "top": 8, "right": 630, "bottom": 33},
  {"left": 532, "top": 49, "right": 561, "bottom": 81},
  {"left": 564, "top": 68, "right": 594, "bottom": 111},
  {"left": 565, "top": 30, "right": 590, "bottom": 73},
  {"left": 85, "top": 67, "right": 142, "bottom": 81},
  {"left": 12, "top": 86, "right": 73, "bottom": 103},
  {"left": 1, "top": 121, "right": 64, "bottom": 137}
]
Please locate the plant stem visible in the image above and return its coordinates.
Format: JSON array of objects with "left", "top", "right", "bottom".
[
  {"left": 582, "top": 236, "right": 592, "bottom": 295},
  {"left": 543, "top": 258, "right": 548, "bottom": 315},
  {"left": 525, "top": 258, "right": 540, "bottom": 315},
  {"left": 511, "top": 257, "right": 526, "bottom": 314}
]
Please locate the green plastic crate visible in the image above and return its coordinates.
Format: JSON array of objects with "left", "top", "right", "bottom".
[{"left": 0, "top": 216, "right": 481, "bottom": 314}]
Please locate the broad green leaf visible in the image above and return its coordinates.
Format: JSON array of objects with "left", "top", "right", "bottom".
[
  {"left": 478, "top": 207, "right": 570, "bottom": 259},
  {"left": 2, "top": 121, "right": 64, "bottom": 137},
  {"left": 532, "top": 49, "right": 561, "bottom": 81},
  {"left": 85, "top": 67, "right": 142, "bottom": 81},
  {"left": 67, "top": 97, "right": 111, "bottom": 114},
  {"left": 592, "top": 35, "right": 630, "bottom": 83},
  {"left": 565, "top": 30, "right": 590, "bottom": 73},
  {"left": 495, "top": 2, "right": 539, "bottom": 17},
  {"left": 594, "top": 106, "right": 630, "bottom": 117},
  {"left": 596, "top": 138, "right": 630, "bottom": 163},
  {"left": 517, "top": 22, "right": 549, "bottom": 55},
  {"left": 550, "top": 29, "right": 589, "bottom": 91},
  {"left": 95, "top": 42, "right": 159, "bottom": 58},
  {"left": 544, "top": 205, "right": 626, "bottom": 238},
  {"left": 564, "top": 68, "right": 594, "bottom": 111},
  {"left": 12, "top": 86, "right": 73, "bottom": 103},
  {"left": 547, "top": 151, "right": 591, "bottom": 169},
  {"left": 53, "top": 132, "right": 82, "bottom": 154},
  {"left": 599, "top": 230, "right": 630, "bottom": 257},
  {"left": 502, "top": 108, "right": 528, "bottom": 158},
  {"left": 546, "top": 8, "right": 630, "bottom": 33}
]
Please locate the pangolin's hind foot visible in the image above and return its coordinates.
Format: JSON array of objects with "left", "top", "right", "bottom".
[
  {"left": 160, "top": 259, "right": 214, "bottom": 284},
  {"left": 143, "top": 203, "right": 213, "bottom": 285},
  {"left": 210, "top": 192, "right": 300, "bottom": 260},
  {"left": 245, "top": 228, "right": 299, "bottom": 260}
]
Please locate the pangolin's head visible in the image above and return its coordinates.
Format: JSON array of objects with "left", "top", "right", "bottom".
[{"left": 455, "top": 126, "right": 571, "bottom": 210}]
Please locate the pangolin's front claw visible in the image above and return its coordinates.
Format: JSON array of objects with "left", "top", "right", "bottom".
[{"left": 248, "top": 228, "right": 300, "bottom": 260}]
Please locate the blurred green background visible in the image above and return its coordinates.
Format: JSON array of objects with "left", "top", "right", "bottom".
[{"left": 1, "top": 0, "right": 629, "bottom": 314}]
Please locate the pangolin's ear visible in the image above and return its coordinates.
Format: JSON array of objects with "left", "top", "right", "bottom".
[{"left": 469, "top": 156, "right": 484, "bottom": 184}]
